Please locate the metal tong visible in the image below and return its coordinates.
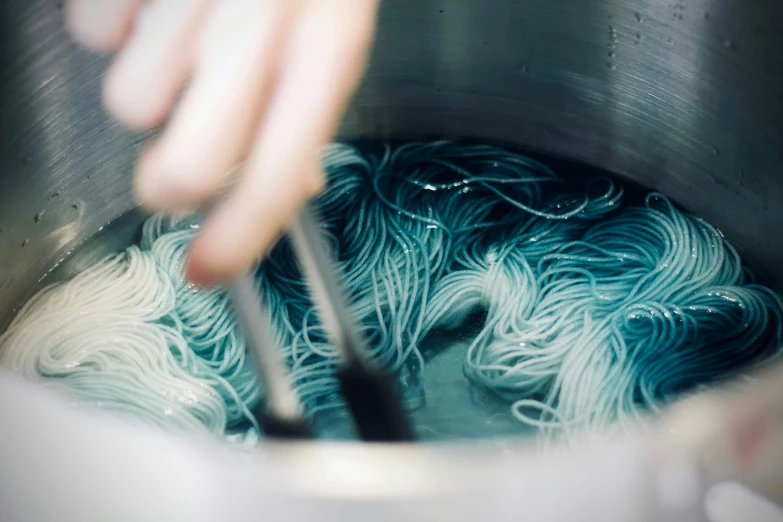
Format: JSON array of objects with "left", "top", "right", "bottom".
[{"left": 227, "top": 204, "right": 414, "bottom": 443}]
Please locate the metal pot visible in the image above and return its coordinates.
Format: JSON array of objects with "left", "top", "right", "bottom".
[{"left": 1, "top": 1, "right": 782, "bottom": 521}]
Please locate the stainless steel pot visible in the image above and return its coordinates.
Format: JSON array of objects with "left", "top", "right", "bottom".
[{"left": 1, "top": 1, "right": 782, "bottom": 521}]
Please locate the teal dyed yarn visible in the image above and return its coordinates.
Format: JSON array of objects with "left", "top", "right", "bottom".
[{"left": 1, "top": 141, "right": 781, "bottom": 445}]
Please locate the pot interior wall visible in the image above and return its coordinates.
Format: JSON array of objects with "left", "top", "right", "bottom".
[{"left": 2, "top": 0, "right": 783, "bottom": 327}]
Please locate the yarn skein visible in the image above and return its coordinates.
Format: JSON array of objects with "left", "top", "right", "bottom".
[{"left": 1, "top": 141, "right": 780, "bottom": 445}]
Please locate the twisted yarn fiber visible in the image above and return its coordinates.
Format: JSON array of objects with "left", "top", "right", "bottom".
[{"left": 1, "top": 141, "right": 781, "bottom": 443}]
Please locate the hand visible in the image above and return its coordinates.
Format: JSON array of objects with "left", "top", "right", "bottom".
[{"left": 66, "top": 0, "right": 379, "bottom": 285}]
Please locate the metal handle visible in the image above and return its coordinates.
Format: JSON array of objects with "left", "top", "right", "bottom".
[
  {"left": 287, "top": 205, "right": 415, "bottom": 442},
  {"left": 227, "top": 274, "right": 311, "bottom": 438},
  {"left": 287, "top": 206, "right": 365, "bottom": 367}
]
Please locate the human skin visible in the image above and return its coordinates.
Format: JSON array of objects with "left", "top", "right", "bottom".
[{"left": 66, "top": 0, "right": 380, "bottom": 286}]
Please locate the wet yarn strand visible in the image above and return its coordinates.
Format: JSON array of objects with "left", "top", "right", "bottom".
[{"left": 1, "top": 141, "right": 781, "bottom": 445}]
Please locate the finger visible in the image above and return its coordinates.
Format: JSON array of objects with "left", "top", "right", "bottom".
[
  {"left": 249, "top": 0, "right": 379, "bottom": 176},
  {"left": 186, "top": 157, "right": 323, "bottom": 286},
  {"left": 134, "top": 0, "right": 299, "bottom": 213},
  {"left": 103, "top": 0, "right": 213, "bottom": 131},
  {"left": 66, "top": 0, "right": 146, "bottom": 52},
  {"left": 186, "top": 0, "right": 379, "bottom": 286}
]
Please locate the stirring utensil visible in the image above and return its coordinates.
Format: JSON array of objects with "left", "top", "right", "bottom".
[
  {"left": 226, "top": 274, "right": 312, "bottom": 439},
  {"left": 288, "top": 204, "right": 415, "bottom": 442},
  {"left": 200, "top": 173, "right": 312, "bottom": 439},
  {"left": 211, "top": 170, "right": 413, "bottom": 442}
]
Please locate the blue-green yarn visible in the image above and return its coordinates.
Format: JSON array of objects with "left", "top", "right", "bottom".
[
  {"left": 125, "top": 142, "right": 783, "bottom": 438},
  {"left": 3, "top": 141, "right": 781, "bottom": 444}
]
